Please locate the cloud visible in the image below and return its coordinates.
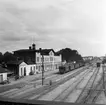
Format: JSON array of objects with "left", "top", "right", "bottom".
[{"left": 0, "top": 0, "right": 105, "bottom": 56}]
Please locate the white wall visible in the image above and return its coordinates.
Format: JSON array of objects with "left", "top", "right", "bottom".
[
  {"left": 0, "top": 73, "right": 7, "bottom": 82},
  {"left": 54, "top": 55, "right": 61, "bottom": 63},
  {"left": 19, "top": 62, "right": 37, "bottom": 76},
  {"left": 36, "top": 51, "right": 62, "bottom": 71}
]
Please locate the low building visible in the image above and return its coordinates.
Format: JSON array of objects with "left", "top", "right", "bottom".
[
  {"left": 6, "top": 60, "right": 38, "bottom": 77},
  {"left": 0, "top": 66, "right": 8, "bottom": 83},
  {"left": 19, "top": 61, "right": 37, "bottom": 77}
]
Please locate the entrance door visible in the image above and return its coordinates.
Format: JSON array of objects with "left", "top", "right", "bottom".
[{"left": 24, "top": 67, "right": 26, "bottom": 76}]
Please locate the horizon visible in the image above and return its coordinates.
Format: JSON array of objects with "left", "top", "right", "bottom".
[
  {"left": 0, "top": 44, "right": 101, "bottom": 57},
  {"left": 0, "top": 0, "right": 105, "bottom": 57}
]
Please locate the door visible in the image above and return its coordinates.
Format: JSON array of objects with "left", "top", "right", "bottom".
[
  {"left": 0, "top": 75, "right": 3, "bottom": 83},
  {"left": 24, "top": 67, "right": 26, "bottom": 76}
]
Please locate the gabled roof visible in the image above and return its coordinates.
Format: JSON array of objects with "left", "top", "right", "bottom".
[
  {"left": 13, "top": 48, "right": 55, "bottom": 56},
  {"left": 40, "top": 49, "right": 55, "bottom": 55},
  {"left": 6, "top": 60, "right": 24, "bottom": 65},
  {"left": 13, "top": 49, "right": 39, "bottom": 53},
  {"left": 26, "top": 61, "right": 35, "bottom": 65},
  {"left": 0, "top": 66, "right": 8, "bottom": 73},
  {"left": 6, "top": 60, "right": 35, "bottom": 65}
]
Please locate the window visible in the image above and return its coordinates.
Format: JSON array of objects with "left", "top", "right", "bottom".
[
  {"left": 34, "top": 66, "right": 35, "bottom": 70},
  {"left": 21, "top": 68, "right": 23, "bottom": 75},
  {"left": 50, "top": 51, "right": 53, "bottom": 55},
  {"left": 33, "top": 66, "right": 35, "bottom": 73},
  {"left": 37, "top": 57, "right": 39, "bottom": 62},
  {"left": 50, "top": 57, "right": 53, "bottom": 61},
  {"left": 30, "top": 67, "right": 32, "bottom": 72},
  {"left": 36, "top": 66, "right": 38, "bottom": 69}
]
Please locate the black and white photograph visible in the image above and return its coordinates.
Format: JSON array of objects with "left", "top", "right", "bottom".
[{"left": 0, "top": 0, "right": 105, "bottom": 105}]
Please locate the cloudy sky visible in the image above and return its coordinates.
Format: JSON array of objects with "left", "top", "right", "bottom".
[{"left": 0, "top": 0, "right": 105, "bottom": 56}]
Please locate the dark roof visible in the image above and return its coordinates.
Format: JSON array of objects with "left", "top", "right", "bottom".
[
  {"left": 14, "top": 48, "right": 56, "bottom": 56},
  {"left": 0, "top": 66, "right": 8, "bottom": 73},
  {"left": 26, "top": 61, "right": 35, "bottom": 65},
  {"left": 54, "top": 53, "right": 61, "bottom": 56},
  {"left": 40, "top": 49, "right": 55, "bottom": 55},
  {"left": 13, "top": 49, "right": 39, "bottom": 52},
  {"left": 6, "top": 60, "right": 35, "bottom": 65},
  {"left": 6, "top": 60, "right": 24, "bottom": 65}
]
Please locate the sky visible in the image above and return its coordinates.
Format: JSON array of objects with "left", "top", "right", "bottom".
[{"left": 0, "top": 0, "right": 105, "bottom": 56}]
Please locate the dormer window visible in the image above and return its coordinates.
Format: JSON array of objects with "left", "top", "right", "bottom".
[{"left": 49, "top": 51, "right": 54, "bottom": 56}]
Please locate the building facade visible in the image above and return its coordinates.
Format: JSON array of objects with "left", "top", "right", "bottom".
[
  {"left": 36, "top": 50, "right": 61, "bottom": 72},
  {"left": 13, "top": 44, "right": 62, "bottom": 76},
  {"left": 19, "top": 62, "right": 38, "bottom": 76},
  {"left": 0, "top": 66, "right": 8, "bottom": 83},
  {"left": 7, "top": 61, "right": 39, "bottom": 77}
]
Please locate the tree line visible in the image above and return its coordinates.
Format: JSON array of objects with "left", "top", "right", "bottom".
[
  {"left": 0, "top": 52, "right": 17, "bottom": 64},
  {"left": 56, "top": 48, "right": 83, "bottom": 62},
  {"left": 0, "top": 48, "right": 83, "bottom": 64}
]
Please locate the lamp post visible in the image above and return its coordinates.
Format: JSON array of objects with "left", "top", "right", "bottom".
[{"left": 39, "top": 48, "right": 44, "bottom": 85}]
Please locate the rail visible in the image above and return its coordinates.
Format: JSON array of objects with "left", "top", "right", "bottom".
[{"left": 0, "top": 97, "right": 101, "bottom": 105}]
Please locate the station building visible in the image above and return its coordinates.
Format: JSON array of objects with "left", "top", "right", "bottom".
[{"left": 11, "top": 44, "right": 61, "bottom": 76}]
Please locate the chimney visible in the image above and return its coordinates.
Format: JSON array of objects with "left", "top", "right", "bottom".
[
  {"left": 29, "top": 46, "right": 31, "bottom": 50},
  {"left": 39, "top": 48, "right": 42, "bottom": 54},
  {"left": 32, "top": 43, "right": 36, "bottom": 50}
]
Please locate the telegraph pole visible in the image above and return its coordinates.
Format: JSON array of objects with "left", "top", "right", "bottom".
[
  {"left": 102, "top": 56, "right": 106, "bottom": 91},
  {"left": 40, "top": 48, "right": 44, "bottom": 85},
  {"left": 103, "top": 63, "right": 105, "bottom": 90}
]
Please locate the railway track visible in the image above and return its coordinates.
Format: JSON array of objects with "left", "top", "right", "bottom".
[
  {"left": 87, "top": 79, "right": 103, "bottom": 104},
  {"left": 27, "top": 66, "right": 87, "bottom": 86},
  {"left": 27, "top": 66, "right": 91, "bottom": 100},
  {"left": 86, "top": 65, "right": 106, "bottom": 104},
  {"left": 0, "top": 66, "right": 89, "bottom": 99},
  {"left": 36, "top": 66, "right": 94, "bottom": 101},
  {"left": 75, "top": 67, "right": 100, "bottom": 103},
  {"left": 76, "top": 66, "right": 103, "bottom": 103},
  {"left": 52, "top": 67, "right": 96, "bottom": 102}
]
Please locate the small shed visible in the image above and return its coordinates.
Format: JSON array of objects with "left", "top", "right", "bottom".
[
  {"left": 19, "top": 61, "right": 37, "bottom": 76},
  {"left": 0, "top": 66, "right": 8, "bottom": 83},
  {"left": 7, "top": 60, "right": 37, "bottom": 77}
]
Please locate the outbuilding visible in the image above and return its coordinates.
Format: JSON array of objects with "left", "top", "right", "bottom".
[
  {"left": 0, "top": 66, "right": 8, "bottom": 83},
  {"left": 6, "top": 60, "right": 38, "bottom": 77}
]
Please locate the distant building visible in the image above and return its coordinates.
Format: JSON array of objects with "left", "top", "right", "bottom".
[
  {"left": 0, "top": 66, "right": 8, "bottom": 83},
  {"left": 83, "top": 56, "right": 93, "bottom": 61}
]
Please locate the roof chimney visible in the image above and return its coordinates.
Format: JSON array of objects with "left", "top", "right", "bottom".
[
  {"left": 29, "top": 46, "right": 31, "bottom": 50},
  {"left": 32, "top": 44, "right": 36, "bottom": 50}
]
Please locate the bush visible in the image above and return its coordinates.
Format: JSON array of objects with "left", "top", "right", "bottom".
[{"left": 29, "top": 71, "right": 34, "bottom": 75}]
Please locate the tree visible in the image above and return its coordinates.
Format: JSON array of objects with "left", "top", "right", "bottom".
[
  {"left": 0, "top": 52, "right": 3, "bottom": 64},
  {"left": 3, "top": 52, "right": 17, "bottom": 63},
  {"left": 102, "top": 58, "right": 106, "bottom": 64},
  {"left": 56, "top": 48, "right": 83, "bottom": 62}
]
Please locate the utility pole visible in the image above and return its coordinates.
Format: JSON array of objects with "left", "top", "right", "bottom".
[
  {"left": 103, "top": 63, "right": 105, "bottom": 90},
  {"left": 40, "top": 48, "right": 44, "bottom": 85}
]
